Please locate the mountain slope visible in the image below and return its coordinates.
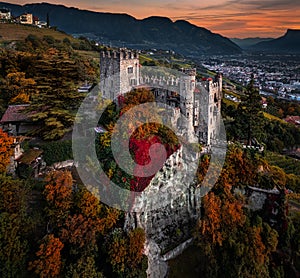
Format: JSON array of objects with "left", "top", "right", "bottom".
[
  {"left": 0, "top": 2, "right": 242, "bottom": 56},
  {"left": 250, "top": 29, "right": 300, "bottom": 53}
]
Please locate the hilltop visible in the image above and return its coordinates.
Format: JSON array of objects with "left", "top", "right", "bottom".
[{"left": 0, "top": 1, "right": 242, "bottom": 56}]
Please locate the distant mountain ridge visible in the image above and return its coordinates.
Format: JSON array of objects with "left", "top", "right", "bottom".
[
  {"left": 230, "top": 37, "right": 273, "bottom": 49},
  {"left": 250, "top": 29, "right": 300, "bottom": 53},
  {"left": 0, "top": 1, "right": 242, "bottom": 56}
]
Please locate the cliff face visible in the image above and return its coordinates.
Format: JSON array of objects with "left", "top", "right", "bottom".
[{"left": 124, "top": 147, "right": 201, "bottom": 277}]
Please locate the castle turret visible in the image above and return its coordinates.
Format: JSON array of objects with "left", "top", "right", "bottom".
[
  {"left": 196, "top": 74, "right": 222, "bottom": 146},
  {"left": 179, "top": 68, "right": 197, "bottom": 142}
]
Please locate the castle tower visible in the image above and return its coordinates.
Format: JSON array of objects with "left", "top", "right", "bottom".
[
  {"left": 179, "top": 68, "right": 197, "bottom": 142},
  {"left": 100, "top": 49, "right": 140, "bottom": 100},
  {"left": 196, "top": 74, "right": 222, "bottom": 146}
]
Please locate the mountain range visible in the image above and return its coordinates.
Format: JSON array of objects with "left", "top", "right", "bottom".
[
  {"left": 1, "top": 2, "right": 299, "bottom": 55},
  {"left": 230, "top": 37, "right": 273, "bottom": 49},
  {"left": 249, "top": 29, "right": 300, "bottom": 53},
  {"left": 0, "top": 2, "right": 242, "bottom": 56}
]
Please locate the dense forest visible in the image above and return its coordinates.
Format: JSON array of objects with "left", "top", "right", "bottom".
[{"left": 0, "top": 24, "right": 300, "bottom": 277}]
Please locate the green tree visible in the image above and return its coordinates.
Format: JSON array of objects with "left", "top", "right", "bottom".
[
  {"left": 235, "top": 79, "right": 264, "bottom": 145},
  {"left": 0, "top": 212, "right": 28, "bottom": 278},
  {"left": 0, "top": 175, "right": 30, "bottom": 278}
]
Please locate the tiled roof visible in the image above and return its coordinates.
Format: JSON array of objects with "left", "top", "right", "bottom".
[
  {"left": 0, "top": 105, "right": 30, "bottom": 123},
  {"left": 284, "top": 116, "right": 300, "bottom": 125},
  {"left": 16, "top": 149, "right": 43, "bottom": 165}
]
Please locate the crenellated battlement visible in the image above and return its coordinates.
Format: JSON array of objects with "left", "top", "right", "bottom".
[
  {"left": 100, "top": 48, "right": 139, "bottom": 60},
  {"left": 140, "top": 68, "right": 196, "bottom": 89},
  {"left": 141, "top": 75, "right": 180, "bottom": 87},
  {"left": 180, "top": 68, "right": 197, "bottom": 76}
]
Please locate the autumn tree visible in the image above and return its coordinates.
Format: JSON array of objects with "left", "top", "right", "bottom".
[
  {"left": 0, "top": 175, "right": 30, "bottom": 277},
  {"left": 60, "top": 188, "right": 119, "bottom": 252},
  {"left": 65, "top": 255, "right": 103, "bottom": 278},
  {"left": 28, "top": 234, "right": 64, "bottom": 278},
  {"left": 106, "top": 228, "right": 146, "bottom": 277},
  {"left": 223, "top": 144, "right": 258, "bottom": 186},
  {"left": 0, "top": 174, "right": 27, "bottom": 215},
  {"left": 194, "top": 159, "right": 279, "bottom": 278},
  {"left": 43, "top": 170, "right": 73, "bottom": 226},
  {"left": 0, "top": 212, "right": 28, "bottom": 278},
  {"left": 60, "top": 188, "right": 120, "bottom": 277},
  {"left": 3, "top": 72, "right": 36, "bottom": 104},
  {"left": 0, "top": 129, "right": 13, "bottom": 173}
]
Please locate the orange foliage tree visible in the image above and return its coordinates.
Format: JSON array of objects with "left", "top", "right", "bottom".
[
  {"left": 60, "top": 188, "right": 119, "bottom": 252},
  {"left": 44, "top": 170, "right": 73, "bottom": 225},
  {"left": 0, "top": 129, "right": 13, "bottom": 173},
  {"left": 194, "top": 146, "right": 279, "bottom": 277},
  {"left": 128, "top": 228, "right": 146, "bottom": 269},
  {"left": 28, "top": 234, "right": 64, "bottom": 278},
  {"left": 107, "top": 228, "right": 146, "bottom": 277},
  {"left": 5, "top": 72, "right": 36, "bottom": 104}
]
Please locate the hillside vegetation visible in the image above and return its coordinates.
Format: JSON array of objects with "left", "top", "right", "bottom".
[
  {"left": 0, "top": 23, "right": 76, "bottom": 43},
  {"left": 0, "top": 25, "right": 100, "bottom": 139}
]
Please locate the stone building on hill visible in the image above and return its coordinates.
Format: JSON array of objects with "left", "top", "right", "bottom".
[
  {"left": 100, "top": 48, "right": 222, "bottom": 146},
  {"left": 0, "top": 104, "right": 36, "bottom": 136},
  {"left": 98, "top": 48, "right": 225, "bottom": 277}
]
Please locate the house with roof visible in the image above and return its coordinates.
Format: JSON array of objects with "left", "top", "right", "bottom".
[
  {"left": 0, "top": 8, "right": 11, "bottom": 20},
  {"left": 16, "top": 148, "right": 45, "bottom": 178},
  {"left": 246, "top": 186, "right": 288, "bottom": 232},
  {"left": 284, "top": 115, "right": 300, "bottom": 126},
  {"left": 18, "top": 13, "right": 33, "bottom": 25},
  {"left": 0, "top": 104, "right": 37, "bottom": 136}
]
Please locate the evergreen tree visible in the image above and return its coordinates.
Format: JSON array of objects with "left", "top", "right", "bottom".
[{"left": 235, "top": 78, "right": 264, "bottom": 145}]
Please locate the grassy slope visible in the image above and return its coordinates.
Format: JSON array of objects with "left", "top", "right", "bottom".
[
  {"left": 0, "top": 23, "right": 77, "bottom": 42},
  {"left": 265, "top": 151, "right": 300, "bottom": 175},
  {"left": 0, "top": 23, "right": 100, "bottom": 61}
]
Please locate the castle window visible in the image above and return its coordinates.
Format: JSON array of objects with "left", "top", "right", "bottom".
[
  {"left": 130, "top": 79, "right": 137, "bottom": 85},
  {"left": 128, "top": 67, "right": 133, "bottom": 74}
]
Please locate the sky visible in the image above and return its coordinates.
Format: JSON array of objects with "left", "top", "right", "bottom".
[{"left": 6, "top": 0, "right": 300, "bottom": 38}]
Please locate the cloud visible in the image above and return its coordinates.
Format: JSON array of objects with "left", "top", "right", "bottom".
[
  {"left": 227, "top": 0, "right": 300, "bottom": 10},
  {"left": 210, "top": 20, "right": 248, "bottom": 31},
  {"left": 172, "top": 11, "right": 262, "bottom": 21}
]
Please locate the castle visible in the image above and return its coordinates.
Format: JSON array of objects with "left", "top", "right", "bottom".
[
  {"left": 99, "top": 48, "right": 223, "bottom": 277},
  {"left": 100, "top": 48, "right": 222, "bottom": 146}
]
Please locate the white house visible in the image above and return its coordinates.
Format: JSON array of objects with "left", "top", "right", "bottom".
[{"left": 0, "top": 8, "right": 11, "bottom": 20}]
